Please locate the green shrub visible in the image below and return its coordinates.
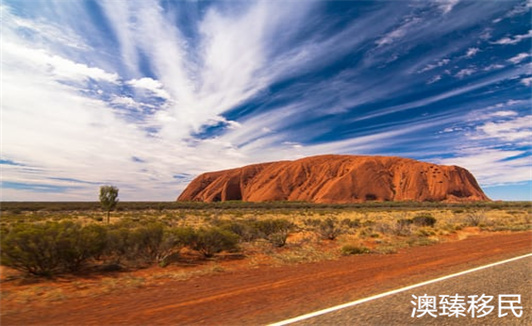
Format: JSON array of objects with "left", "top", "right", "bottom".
[
  {"left": 217, "top": 220, "right": 259, "bottom": 242},
  {"left": 128, "top": 223, "right": 165, "bottom": 264},
  {"left": 191, "top": 227, "right": 239, "bottom": 258},
  {"left": 0, "top": 222, "right": 107, "bottom": 275},
  {"left": 104, "top": 223, "right": 194, "bottom": 266},
  {"left": 253, "top": 219, "right": 293, "bottom": 238},
  {"left": 154, "top": 226, "right": 195, "bottom": 266},
  {"left": 341, "top": 244, "right": 370, "bottom": 255},
  {"left": 412, "top": 214, "right": 437, "bottom": 227},
  {"left": 1, "top": 223, "right": 62, "bottom": 276},
  {"left": 56, "top": 222, "right": 107, "bottom": 272},
  {"left": 104, "top": 226, "right": 132, "bottom": 263},
  {"left": 253, "top": 219, "right": 293, "bottom": 246}
]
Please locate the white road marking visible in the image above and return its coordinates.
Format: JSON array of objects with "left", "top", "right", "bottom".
[{"left": 268, "top": 252, "right": 532, "bottom": 326}]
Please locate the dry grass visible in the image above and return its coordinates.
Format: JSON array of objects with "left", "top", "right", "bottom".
[
  {"left": 272, "top": 245, "right": 340, "bottom": 265},
  {"left": 1, "top": 203, "right": 530, "bottom": 311}
]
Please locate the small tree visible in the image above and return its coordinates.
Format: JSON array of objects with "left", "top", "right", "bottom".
[{"left": 99, "top": 185, "right": 119, "bottom": 223}]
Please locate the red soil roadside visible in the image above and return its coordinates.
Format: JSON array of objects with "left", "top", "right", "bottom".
[{"left": 2, "top": 231, "right": 531, "bottom": 326}]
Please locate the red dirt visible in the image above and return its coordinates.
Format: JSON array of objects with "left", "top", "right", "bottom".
[
  {"left": 2, "top": 231, "right": 530, "bottom": 326},
  {"left": 177, "top": 154, "right": 489, "bottom": 203}
]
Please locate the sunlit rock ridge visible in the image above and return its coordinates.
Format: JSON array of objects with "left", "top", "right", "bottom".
[{"left": 177, "top": 155, "right": 490, "bottom": 203}]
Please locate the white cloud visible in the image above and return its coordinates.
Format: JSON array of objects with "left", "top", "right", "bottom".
[
  {"left": 487, "top": 99, "right": 525, "bottom": 110},
  {"left": 474, "top": 115, "right": 531, "bottom": 142},
  {"left": 99, "top": 0, "right": 320, "bottom": 141},
  {"left": 492, "top": 1, "right": 532, "bottom": 24},
  {"left": 436, "top": 0, "right": 460, "bottom": 14},
  {"left": 127, "top": 77, "right": 171, "bottom": 100},
  {"left": 520, "top": 76, "right": 532, "bottom": 86},
  {"left": 1, "top": 0, "right": 329, "bottom": 200},
  {"left": 438, "top": 149, "right": 530, "bottom": 185},
  {"left": 354, "top": 70, "right": 526, "bottom": 124},
  {"left": 507, "top": 53, "right": 531, "bottom": 64},
  {"left": 479, "top": 28, "right": 492, "bottom": 40},
  {"left": 455, "top": 68, "right": 476, "bottom": 78},
  {"left": 2, "top": 1, "right": 531, "bottom": 200},
  {"left": 483, "top": 64, "right": 505, "bottom": 71},
  {"left": 491, "top": 111, "right": 518, "bottom": 117},
  {"left": 376, "top": 17, "right": 421, "bottom": 47},
  {"left": 282, "top": 141, "right": 303, "bottom": 149},
  {"left": 110, "top": 95, "right": 141, "bottom": 109},
  {"left": 441, "top": 127, "right": 462, "bottom": 133},
  {"left": 492, "top": 30, "right": 532, "bottom": 45},
  {"left": 1, "top": 5, "right": 90, "bottom": 51},
  {"left": 419, "top": 58, "right": 450, "bottom": 73},
  {"left": 465, "top": 47, "right": 479, "bottom": 58},
  {"left": 3, "top": 41, "right": 119, "bottom": 83},
  {"left": 427, "top": 75, "right": 442, "bottom": 84}
]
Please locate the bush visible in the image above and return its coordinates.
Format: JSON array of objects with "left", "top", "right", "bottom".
[
  {"left": 253, "top": 219, "right": 293, "bottom": 238},
  {"left": 253, "top": 219, "right": 293, "bottom": 247},
  {"left": 465, "top": 211, "right": 485, "bottom": 226},
  {"left": 316, "top": 218, "right": 344, "bottom": 240},
  {"left": 1, "top": 223, "right": 62, "bottom": 276},
  {"left": 104, "top": 223, "right": 194, "bottom": 266},
  {"left": 341, "top": 244, "right": 370, "bottom": 255},
  {"left": 412, "top": 214, "right": 437, "bottom": 227},
  {"left": 341, "top": 218, "right": 360, "bottom": 228},
  {"left": 56, "top": 222, "right": 107, "bottom": 272},
  {"left": 303, "top": 218, "right": 321, "bottom": 227},
  {"left": 268, "top": 231, "right": 289, "bottom": 247},
  {"left": 128, "top": 223, "right": 166, "bottom": 264},
  {"left": 104, "top": 226, "right": 132, "bottom": 264},
  {"left": 217, "top": 220, "right": 259, "bottom": 242},
  {"left": 392, "top": 219, "right": 413, "bottom": 236},
  {"left": 154, "top": 226, "right": 195, "bottom": 266},
  {"left": 0, "top": 222, "right": 107, "bottom": 276},
  {"left": 191, "top": 227, "right": 239, "bottom": 258}
]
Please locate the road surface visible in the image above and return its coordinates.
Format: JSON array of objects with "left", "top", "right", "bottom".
[{"left": 274, "top": 254, "right": 532, "bottom": 325}]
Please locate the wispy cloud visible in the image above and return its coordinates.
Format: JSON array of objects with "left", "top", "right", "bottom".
[
  {"left": 521, "top": 77, "right": 532, "bottom": 86},
  {"left": 436, "top": 0, "right": 461, "bottom": 15},
  {"left": 127, "top": 78, "right": 171, "bottom": 100},
  {"left": 3, "top": 41, "right": 119, "bottom": 84},
  {"left": 492, "top": 30, "right": 532, "bottom": 45},
  {"left": 427, "top": 75, "right": 442, "bottom": 84},
  {"left": 493, "top": 0, "right": 532, "bottom": 23},
  {"left": 508, "top": 52, "right": 531, "bottom": 64},
  {"left": 419, "top": 59, "right": 450, "bottom": 73},
  {"left": 465, "top": 47, "right": 480, "bottom": 58},
  {"left": 483, "top": 64, "right": 505, "bottom": 71},
  {"left": 474, "top": 115, "right": 531, "bottom": 142},
  {"left": 455, "top": 68, "right": 476, "bottom": 78},
  {"left": 438, "top": 149, "right": 530, "bottom": 185},
  {"left": 376, "top": 17, "right": 421, "bottom": 47},
  {"left": 2, "top": 0, "right": 530, "bottom": 200}
]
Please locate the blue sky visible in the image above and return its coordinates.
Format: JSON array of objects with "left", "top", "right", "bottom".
[{"left": 1, "top": 0, "right": 531, "bottom": 201}]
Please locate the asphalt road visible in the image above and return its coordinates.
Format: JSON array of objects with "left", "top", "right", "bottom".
[{"left": 282, "top": 255, "right": 532, "bottom": 326}]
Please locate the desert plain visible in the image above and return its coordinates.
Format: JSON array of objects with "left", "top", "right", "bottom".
[{"left": 1, "top": 201, "right": 530, "bottom": 325}]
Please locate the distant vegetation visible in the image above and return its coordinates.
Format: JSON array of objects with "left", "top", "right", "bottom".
[
  {"left": 0, "top": 200, "right": 530, "bottom": 278},
  {"left": 2, "top": 200, "right": 530, "bottom": 213}
]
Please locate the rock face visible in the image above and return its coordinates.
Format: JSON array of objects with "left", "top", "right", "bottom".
[{"left": 177, "top": 155, "right": 489, "bottom": 203}]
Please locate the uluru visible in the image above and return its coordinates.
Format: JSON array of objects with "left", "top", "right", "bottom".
[{"left": 177, "top": 155, "right": 490, "bottom": 203}]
